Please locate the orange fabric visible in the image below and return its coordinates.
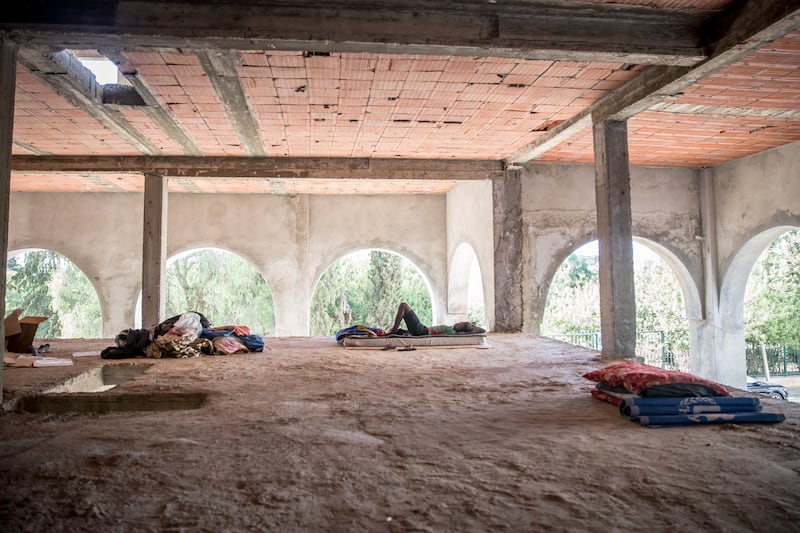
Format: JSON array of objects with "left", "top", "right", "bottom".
[{"left": 211, "top": 325, "right": 251, "bottom": 336}]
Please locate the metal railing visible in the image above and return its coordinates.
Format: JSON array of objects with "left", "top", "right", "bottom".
[
  {"left": 545, "top": 332, "right": 601, "bottom": 351},
  {"left": 546, "top": 330, "right": 690, "bottom": 372},
  {"left": 746, "top": 343, "right": 800, "bottom": 376}
]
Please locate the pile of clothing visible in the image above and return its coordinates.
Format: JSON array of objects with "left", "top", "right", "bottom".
[{"left": 102, "top": 312, "right": 265, "bottom": 359}]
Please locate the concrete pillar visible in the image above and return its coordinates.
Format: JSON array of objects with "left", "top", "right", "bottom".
[
  {"left": 141, "top": 173, "right": 167, "bottom": 328},
  {"left": 694, "top": 168, "right": 722, "bottom": 379},
  {"left": 0, "top": 36, "right": 18, "bottom": 397},
  {"left": 594, "top": 120, "right": 636, "bottom": 358},
  {"left": 273, "top": 194, "right": 311, "bottom": 336},
  {"left": 493, "top": 167, "right": 523, "bottom": 332}
]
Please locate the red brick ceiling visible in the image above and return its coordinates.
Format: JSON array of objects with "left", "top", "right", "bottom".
[{"left": 6, "top": 0, "right": 800, "bottom": 193}]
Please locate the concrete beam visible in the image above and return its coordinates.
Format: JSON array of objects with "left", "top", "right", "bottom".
[
  {"left": 597, "top": 0, "right": 800, "bottom": 122},
  {"left": 648, "top": 102, "right": 800, "bottom": 121},
  {"left": 505, "top": 0, "right": 800, "bottom": 164},
  {"left": 13, "top": 140, "right": 50, "bottom": 156},
  {"left": 197, "top": 50, "right": 265, "bottom": 157},
  {"left": 11, "top": 155, "right": 505, "bottom": 180},
  {"left": 102, "top": 49, "right": 204, "bottom": 156},
  {"left": 17, "top": 48, "right": 163, "bottom": 156},
  {"left": 0, "top": 0, "right": 707, "bottom": 65},
  {"left": 0, "top": 35, "right": 18, "bottom": 398},
  {"left": 594, "top": 120, "right": 636, "bottom": 360}
]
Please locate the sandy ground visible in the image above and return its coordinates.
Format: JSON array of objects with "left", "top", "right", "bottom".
[{"left": 1, "top": 334, "right": 799, "bottom": 532}]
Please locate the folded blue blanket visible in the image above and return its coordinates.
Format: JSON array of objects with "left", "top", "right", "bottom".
[
  {"left": 636, "top": 412, "right": 785, "bottom": 427},
  {"left": 620, "top": 396, "right": 762, "bottom": 417}
]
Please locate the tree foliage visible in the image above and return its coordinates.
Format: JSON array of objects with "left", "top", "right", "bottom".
[
  {"left": 745, "top": 228, "right": 800, "bottom": 347},
  {"left": 6, "top": 250, "right": 101, "bottom": 338},
  {"left": 166, "top": 249, "right": 275, "bottom": 336},
  {"left": 541, "top": 245, "right": 689, "bottom": 353},
  {"left": 310, "top": 250, "right": 432, "bottom": 336},
  {"left": 541, "top": 255, "right": 601, "bottom": 334}
]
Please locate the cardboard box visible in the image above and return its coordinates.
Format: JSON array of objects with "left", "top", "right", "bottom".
[
  {"left": 4, "top": 311, "right": 48, "bottom": 353},
  {"left": 4, "top": 308, "right": 23, "bottom": 337}
]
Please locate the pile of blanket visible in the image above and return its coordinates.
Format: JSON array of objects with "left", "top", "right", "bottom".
[
  {"left": 583, "top": 362, "right": 785, "bottom": 427},
  {"left": 335, "top": 325, "right": 385, "bottom": 345},
  {"left": 102, "top": 312, "right": 265, "bottom": 359}
]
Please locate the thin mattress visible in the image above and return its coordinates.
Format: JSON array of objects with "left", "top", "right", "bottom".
[{"left": 340, "top": 334, "right": 486, "bottom": 348}]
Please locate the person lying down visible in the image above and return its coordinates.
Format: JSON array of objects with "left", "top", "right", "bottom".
[{"left": 386, "top": 302, "right": 486, "bottom": 336}]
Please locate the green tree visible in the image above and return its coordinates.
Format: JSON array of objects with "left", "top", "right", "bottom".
[
  {"left": 310, "top": 250, "right": 431, "bottom": 335},
  {"left": 50, "top": 259, "right": 102, "bottom": 337},
  {"left": 542, "top": 244, "right": 689, "bottom": 356},
  {"left": 745, "top": 229, "right": 800, "bottom": 347},
  {"left": 541, "top": 254, "right": 600, "bottom": 334},
  {"left": 6, "top": 251, "right": 61, "bottom": 338},
  {"left": 6, "top": 250, "right": 102, "bottom": 339},
  {"left": 309, "top": 256, "right": 369, "bottom": 336},
  {"left": 166, "top": 249, "right": 275, "bottom": 336},
  {"left": 365, "top": 251, "right": 403, "bottom": 325}
]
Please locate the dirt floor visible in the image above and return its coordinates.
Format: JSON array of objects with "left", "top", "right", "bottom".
[{"left": 1, "top": 334, "right": 799, "bottom": 532}]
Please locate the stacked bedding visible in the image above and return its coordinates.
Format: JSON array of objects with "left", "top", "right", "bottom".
[
  {"left": 583, "top": 362, "right": 785, "bottom": 427},
  {"left": 618, "top": 396, "right": 784, "bottom": 427}
]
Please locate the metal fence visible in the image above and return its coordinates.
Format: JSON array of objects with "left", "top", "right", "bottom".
[
  {"left": 546, "top": 330, "right": 691, "bottom": 372},
  {"left": 746, "top": 343, "right": 800, "bottom": 376},
  {"left": 546, "top": 332, "right": 602, "bottom": 351},
  {"left": 546, "top": 334, "right": 800, "bottom": 377}
]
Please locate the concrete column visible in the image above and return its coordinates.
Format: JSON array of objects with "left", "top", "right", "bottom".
[
  {"left": 0, "top": 36, "right": 18, "bottom": 397},
  {"left": 493, "top": 167, "right": 523, "bottom": 332},
  {"left": 594, "top": 120, "right": 636, "bottom": 358},
  {"left": 273, "top": 194, "right": 310, "bottom": 336},
  {"left": 694, "top": 168, "right": 721, "bottom": 378},
  {"left": 141, "top": 173, "right": 168, "bottom": 329}
]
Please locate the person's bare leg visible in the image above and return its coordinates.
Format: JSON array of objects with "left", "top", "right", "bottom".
[{"left": 388, "top": 302, "right": 412, "bottom": 334}]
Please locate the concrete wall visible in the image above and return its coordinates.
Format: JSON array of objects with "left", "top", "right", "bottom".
[
  {"left": 9, "top": 192, "right": 143, "bottom": 337},
  {"left": 6, "top": 141, "right": 800, "bottom": 387},
  {"left": 445, "top": 180, "right": 494, "bottom": 328},
  {"left": 517, "top": 140, "right": 800, "bottom": 387},
  {"left": 712, "top": 142, "right": 800, "bottom": 388},
  {"left": 8, "top": 191, "right": 448, "bottom": 337},
  {"left": 519, "top": 162, "right": 702, "bottom": 335},
  {"left": 307, "top": 193, "right": 447, "bottom": 328}
]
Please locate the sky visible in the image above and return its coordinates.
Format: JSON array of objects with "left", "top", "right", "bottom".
[{"left": 79, "top": 58, "right": 119, "bottom": 85}]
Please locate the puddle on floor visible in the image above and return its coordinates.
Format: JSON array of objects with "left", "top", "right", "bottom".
[
  {"left": 11, "top": 363, "right": 209, "bottom": 414},
  {"left": 45, "top": 363, "right": 153, "bottom": 394}
]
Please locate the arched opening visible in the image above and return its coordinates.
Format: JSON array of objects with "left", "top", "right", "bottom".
[
  {"left": 448, "top": 242, "right": 486, "bottom": 325},
  {"left": 309, "top": 249, "right": 434, "bottom": 336},
  {"left": 743, "top": 227, "right": 800, "bottom": 382},
  {"left": 135, "top": 248, "right": 275, "bottom": 335},
  {"left": 720, "top": 226, "right": 799, "bottom": 387},
  {"left": 542, "top": 238, "right": 699, "bottom": 370},
  {"left": 5, "top": 249, "right": 102, "bottom": 339}
]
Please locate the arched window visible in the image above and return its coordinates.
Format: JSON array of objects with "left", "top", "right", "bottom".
[
  {"left": 137, "top": 248, "right": 275, "bottom": 335},
  {"left": 310, "top": 249, "right": 433, "bottom": 336},
  {"left": 542, "top": 239, "right": 693, "bottom": 370},
  {"left": 448, "top": 242, "right": 486, "bottom": 326},
  {"left": 6, "top": 249, "right": 102, "bottom": 339},
  {"left": 743, "top": 227, "right": 800, "bottom": 377}
]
